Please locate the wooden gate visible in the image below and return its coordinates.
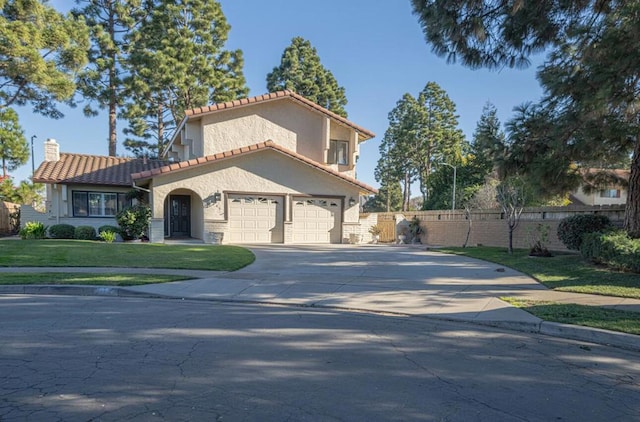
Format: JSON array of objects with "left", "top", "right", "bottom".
[{"left": 377, "top": 214, "right": 396, "bottom": 243}]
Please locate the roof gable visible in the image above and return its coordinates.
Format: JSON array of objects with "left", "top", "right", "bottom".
[
  {"left": 173, "top": 90, "right": 375, "bottom": 143},
  {"left": 33, "top": 153, "right": 168, "bottom": 186},
  {"left": 133, "top": 140, "right": 377, "bottom": 194}
]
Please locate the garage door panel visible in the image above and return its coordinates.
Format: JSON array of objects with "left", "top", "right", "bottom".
[
  {"left": 228, "top": 195, "right": 283, "bottom": 244},
  {"left": 292, "top": 197, "right": 341, "bottom": 244}
]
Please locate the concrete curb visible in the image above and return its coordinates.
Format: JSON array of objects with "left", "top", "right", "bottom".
[{"left": 2, "top": 285, "right": 639, "bottom": 352}]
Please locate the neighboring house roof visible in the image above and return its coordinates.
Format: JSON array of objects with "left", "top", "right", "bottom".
[
  {"left": 170, "top": 90, "right": 375, "bottom": 148},
  {"left": 132, "top": 140, "right": 378, "bottom": 194},
  {"left": 33, "top": 153, "right": 168, "bottom": 186}
]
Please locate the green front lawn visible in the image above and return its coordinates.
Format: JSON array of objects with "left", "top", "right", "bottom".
[
  {"left": 502, "top": 297, "right": 640, "bottom": 335},
  {"left": 0, "top": 240, "right": 255, "bottom": 271},
  {"left": 0, "top": 273, "right": 189, "bottom": 286},
  {"left": 439, "top": 247, "right": 640, "bottom": 299}
]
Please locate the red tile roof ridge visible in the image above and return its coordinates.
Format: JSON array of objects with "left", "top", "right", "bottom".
[{"left": 131, "top": 141, "right": 377, "bottom": 194}]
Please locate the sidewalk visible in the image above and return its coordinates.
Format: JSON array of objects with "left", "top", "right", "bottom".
[{"left": 0, "top": 244, "right": 639, "bottom": 351}]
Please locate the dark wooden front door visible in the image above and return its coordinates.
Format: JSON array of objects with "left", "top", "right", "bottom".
[{"left": 169, "top": 195, "right": 190, "bottom": 237}]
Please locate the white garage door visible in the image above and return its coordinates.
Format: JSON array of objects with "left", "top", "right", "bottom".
[
  {"left": 228, "top": 195, "right": 284, "bottom": 243},
  {"left": 292, "top": 197, "right": 342, "bottom": 243}
]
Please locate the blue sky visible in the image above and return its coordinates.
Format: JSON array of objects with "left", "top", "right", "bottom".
[{"left": 12, "top": 0, "right": 543, "bottom": 188}]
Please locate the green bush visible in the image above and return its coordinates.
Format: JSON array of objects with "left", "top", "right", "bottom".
[
  {"left": 99, "top": 230, "right": 117, "bottom": 243},
  {"left": 581, "top": 231, "right": 640, "bottom": 273},
  {"left": 116, "top": 204, "right": 151, "bottom": 240},
  {"left": 74, "top": 225, "right": 97, "bottom": 240},
  {"left": 557, "top": 214, "right": 612, "bottom": 250},
  {"left": 48, "top": 224, "right": 76, "bottom": 239},
  {"left": 98, "top": 225, "right": 120, "bottom": 236},
  {"left": 19, "top": 221, "right": 47, "bottom": 239}
]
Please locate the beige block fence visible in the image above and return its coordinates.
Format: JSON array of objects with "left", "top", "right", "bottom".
[{"left": 363, "top": 205, "right": 625, "bottom": 251}]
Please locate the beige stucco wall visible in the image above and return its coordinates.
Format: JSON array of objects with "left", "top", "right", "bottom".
[
  {"left": 201, "top": 101, "right": 321, "bottom": 159},
  {"left": 572, "top": 187, "right": 627, "bottom": 206},
  {"left": 148, "top": 149, "right": 362, "bottom": 241}
]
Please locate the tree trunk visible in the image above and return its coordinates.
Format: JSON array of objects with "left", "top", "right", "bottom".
[
  {"left": 157, "top": 103, "right": 164, "bottom": 157},
  {"left": 108, "top": 89, "right": 117, "bottom": 156},
  {"left": 108, "top": 2, "right": 117, "bottom": 157},
  {"left": 624, "top": 138, "right": 640, "bottom": 238},
  {"left": 508, "top": 224, "right": 514, "bottom": 255},
  {"left": 403, "top": 172, "right": 411, "bottom": 211},
  {"left": 463, "top": 208, "right": 471, "bottom": 248}
]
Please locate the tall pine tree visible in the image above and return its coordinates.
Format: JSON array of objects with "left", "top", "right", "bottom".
[
  {"left": 266, "top": 37, "right": 348, "bottom": 117},
  {"left": 1, "top": 0, "right": 89, "bottom": 118},
  {"left": 122, "top": 0, "right": 248, "bottom": 157},
  {"left": 0, "top": 108, "right": 28, "bottom": 178},
  {"left": 74, "top": 0, "right": 143, "bottom": 156}
]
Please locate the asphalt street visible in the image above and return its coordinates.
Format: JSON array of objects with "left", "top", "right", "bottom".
[{"left": 1, "top": 295, "right": 639, "bottom": 421}]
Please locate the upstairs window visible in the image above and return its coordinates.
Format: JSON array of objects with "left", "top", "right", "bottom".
[
  {"left": 599, "top": 189, "right": 621, "bottom": 198},
  {"left": 328, "top": 140, "right": 349, "bottom": 165}
]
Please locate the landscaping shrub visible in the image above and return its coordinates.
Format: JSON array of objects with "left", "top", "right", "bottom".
[
  {"left": 581, "top": 230, "right": 640, "bottom": 273},
  {"left": 557, "top": 214, "right": 612, "bottom": 250},
  {"left": 98, "top": 225, "right": 120, "bottom": 236},
  {"left": 19, "top": 221, "right": 47, "bottom": 239},
  {"left": 48, "top": 224, "right": 76, "bottom": 239},
  {"left": 116, "top": 204, "right": 151, "bottom": 240},
  {"left": 74, "top": 225, "right": 97, "bottom": 240},
  {"left": 99, "top": 230, "right": 117, "bottom": 243}
]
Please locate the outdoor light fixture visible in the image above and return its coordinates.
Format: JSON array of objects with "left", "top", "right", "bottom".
[
  {"left": 203, "top": 191, "right": 222, "bottom": 207},
  {"left": 349, "top": 197, "right": 357, "bottom": 207}
]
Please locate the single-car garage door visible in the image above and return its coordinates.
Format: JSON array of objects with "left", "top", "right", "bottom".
[
  {"left": 292, "top": 197, "right": 342, "bottom": 243},
  {"left": 228, "top": 195, "right": 284, "bottom": 243}
]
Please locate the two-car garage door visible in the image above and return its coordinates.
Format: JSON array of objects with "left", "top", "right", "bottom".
[{"left": 227, "top": 194, "right": 341, "bottom": 243}]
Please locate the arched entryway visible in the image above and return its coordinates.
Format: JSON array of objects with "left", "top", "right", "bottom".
[{"left": 163, "top": 189, "right": 203, "bottom": 240}]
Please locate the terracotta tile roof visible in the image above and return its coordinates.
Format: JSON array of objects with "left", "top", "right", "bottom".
[
  {"left": 33, "top": 153, "right": 168, "bottom": 186},
  {"left": 132, "top": 140, "right": 378, "bottom": 194},
  {"left": 183, "top": 90, "right": 376, "bottom": 140}
]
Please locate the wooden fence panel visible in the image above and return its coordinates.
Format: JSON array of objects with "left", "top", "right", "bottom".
[{"left": 376, "top": 214, "right": 396, "bottom": 242}]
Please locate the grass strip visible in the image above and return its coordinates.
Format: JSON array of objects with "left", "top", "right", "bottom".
[
  {"left": 0, "top": 240, "right": 255, "bottom": 271},
  {"left": 439, "top": 247, "right": 640, "bottom": 299},
  {"left": 502, "top": 297, "right": 640, "bottom": 335},
  {"left": 0, "top": 272, "right": 190, "bottom": 286}
]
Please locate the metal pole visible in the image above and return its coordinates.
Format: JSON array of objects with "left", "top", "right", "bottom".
[{"left": 30, "top": 135, "right": 36, "bottom": 179}]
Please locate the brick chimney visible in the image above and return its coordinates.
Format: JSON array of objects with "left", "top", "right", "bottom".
[{"left": 44, "top": 138, "right": 60, "bottom": 162}]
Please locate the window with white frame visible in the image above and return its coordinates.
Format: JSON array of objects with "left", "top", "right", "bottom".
[
  {"left": 328, "top": 140, "right": 349, "bottom": 165},
  {"left": 73, "top": 191, "right": 130, "bottom": 217},
  {"left": 599, "top": 189, "right": 621, "bottom": 198}
]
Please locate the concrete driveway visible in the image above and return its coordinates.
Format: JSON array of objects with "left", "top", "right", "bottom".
[{"left": 128, "top": 244, "right": 545, "bottom": 327}]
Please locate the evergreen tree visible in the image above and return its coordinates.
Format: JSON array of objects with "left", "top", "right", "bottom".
[
  {"left": 375, "top": 94, "right": 420, "bottom": 211},
  {"left": 0, "top": 0, "right": 89, "bottom": 118},
  {"left": 364, "top": 180, "right": 403, "bottom": 212},
  {"left": 411, "top": 0, "right": 640, "bottom": 237},
  {"left": 0, "top": 177, "right": 44, "bottom": 208},
  {"left": 73, "top": 0, "right": 143, "bottom": 156},
  {"left": 472, "top": 102, "right": 505, "bottom": 178},
  {"left": 266, "top": 37, "right": 348, "bottom": 117},
  {"left": 122, "top": 0, "right": 248, "bottom": 157},
  {"left": 413, "top": 82, "right": 465, "bottom": 205},
  {"left": 0, "top": 108, "right": 28, "bottom": 178}
]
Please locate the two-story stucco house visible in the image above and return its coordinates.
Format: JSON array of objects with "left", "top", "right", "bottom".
[{"left": 31, "top": 90, "right": 377, "bottom": 244}]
